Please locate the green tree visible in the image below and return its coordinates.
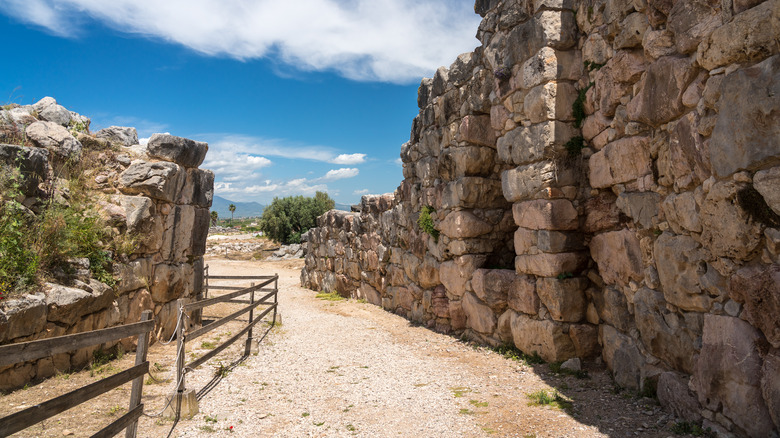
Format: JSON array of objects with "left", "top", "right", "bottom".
[
  {"left": 228, "top": 204, "right": 236, "bottom": 225},
  {"left": 210, "top": 210, "right": 218, "bottom": 226},
  {"left": 259, "top": 191, "right": 334, "bottom": 244}
]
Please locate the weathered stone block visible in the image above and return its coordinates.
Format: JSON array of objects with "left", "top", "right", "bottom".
[
  {"left": 510, "top": 313, "right": 576, "bottom": 362},
  {"left": 438, "top": 146, "right": 495, "bottom": 180},
  {"left": 663, "top": 192, "right": 702, "bottom": 234},
  {"left": 178, "top": 168, "right": 214, "bottom": 208},
  {"left": 501, "top": 161, "right": 578, "bottom": 202},
  {"left": 497, "top": 121, "right": 579, "bottom": 166},
  {"left": 472, "top": 269, "right": 514, "bottom": 313},
  {"left": 524, "top": 82, "right": 577, "bottom": 124},
  {"left": 700, "top": 181, "right": 762, "bottom": 259},
  {"left": 508, "top": 275, "right": 539, "bottom": 314},
  {"left": 458, "top": 115, "right": 496, "bottom": 148},
  {"left": 667, "top": 0, "right": 722, "bottom": 54},
  {"left": 537, "top": 230, "right": 584, "bottom": 253},
  {"left": 150, "top": 263, "right": 194, "bottom": 303},
  {"left": 0, "top": 144, "right": 48, "bottom": 195},
  {"left": 590, "top": 229, "right": 644, "bottom": 286},
  {"left": 755, "top": 166, "right": 780, "bottom": 216},
  {"left": 657, "top": 372, "right": 703, "bottom": 423},
  {"left": 615, "top": 192, "right": 660, "bottom": 229},
  {"left": 590, "top": 286, "right": 633, "bottom": 332},
  {"left": 588, "top": 136, "right": 652, "bottom": 188},
  {"left": 710, "top": 55, "right": 780, "bottom": 178},
  {"left": 569, "top": 324, "right": 600, "bottom": 358},
  {"left": 25, "top": 121, "right": 82, "bottom": 162},
  {"left": 119, "top": 161, "right": 185, "bottom": 203},
  {"left": 147, "top": 134, "right": 208, "bottom": 168},
  {"left": 615, "top": 12, "right": 649, "bottom": 49},
  {"left": 441, "top": 177, "right": 505, "bottom": 210},
  {"left": 654, "top": 233, "right": 713, "bottom": 312},
  {"left": 439, "top": 210, "right": 492, "bottom": 239},
  {"left": 730, "top": 264, "right": 780, "bottom": 348},
  {"left": 440, "top": 255, "right": 486, "bottom": 299},
  {"left": 627, "top": 56, "right": 698, "bottom": 127},
  {"left": 0, "top": 294, "right": 46, "bottom": 343},
  {"left": 462, "top": 292, "right": 497, "bottom": 334},
  {"left": 536, "top": 277, "right": 587, "bottom": 322},
  {"left": 95, "top": 126, "right": 138, "bottom": 146},
  {"left": 521, "top": 47, "right": 582, "bottom": 89},
  {"left": 512, "top": 199, "right": 578, "bottom": 230},
  {"left": 515, "top": 252, "right": 587, "bottom": 277},
  {"left": 692, "top": 315, "right": 774, "bottom": 437},
  {"left": 601, "top": 325, "right": 643, "bottom": 389},
  {"left": 762, "top": 351, "right": 780, "bottom": 430}
]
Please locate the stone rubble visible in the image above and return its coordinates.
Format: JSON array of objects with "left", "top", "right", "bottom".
[{"left": 302, "top": 1, "right": 780, "bottom": 436}]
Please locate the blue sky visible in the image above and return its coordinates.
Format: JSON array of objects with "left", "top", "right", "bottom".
[{"left": 0, "top": 0, "right": 481, "bottom": 206}]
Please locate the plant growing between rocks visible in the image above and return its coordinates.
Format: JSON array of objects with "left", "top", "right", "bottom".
[{"left": 417, "top": 205, "right": 439, "bottom": 242}]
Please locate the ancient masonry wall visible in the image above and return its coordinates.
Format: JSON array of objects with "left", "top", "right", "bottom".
[
  {"left": 302, "top": 1, "right": 780, "bottom": 436},
  {"left": 0, "top": 99, "right": 213, "bottom": 390}
]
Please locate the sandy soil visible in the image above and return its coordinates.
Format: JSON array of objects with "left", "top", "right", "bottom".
[{"left": 0, "top": 257, "right": 680, "bottom": 437}]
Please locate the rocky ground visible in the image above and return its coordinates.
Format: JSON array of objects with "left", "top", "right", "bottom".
[{"left": 0, "top": 255, "right": 695, "bottom": 437}]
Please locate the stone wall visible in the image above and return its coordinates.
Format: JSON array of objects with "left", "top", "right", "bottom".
[
  {"left": 301, "top": 1, "right": 780, "bottom": 435},
  {"left": 0, "top": 98, "right": 213, "bottom": 390}
]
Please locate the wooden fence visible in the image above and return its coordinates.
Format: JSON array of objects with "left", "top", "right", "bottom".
[
  {"left": 170, "top": 271, "right": 278, "bottom": 416},
  {"left": 0, "top": 310, "right": 154, "bottom": 438}
]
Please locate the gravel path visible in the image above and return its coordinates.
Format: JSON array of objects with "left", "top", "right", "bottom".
[{"left": 172, "top": 258, "right": 673, "bottom": 438}]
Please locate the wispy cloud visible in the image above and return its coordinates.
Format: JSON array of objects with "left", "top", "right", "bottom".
[
  {"left": 331, "top": 153, "right": 366, "bottom": 165},
  {"left": 0, "top": 0, "right": 480, "bottom": 83},
  {"left": 321, "top": 168, "right": 359, "bottom": 181},
  {"left": 353, "top": 188, "right": 370, "bottom": 195},
  {"left": 201, "top": 134, "right": 366, "bottom": 164}
]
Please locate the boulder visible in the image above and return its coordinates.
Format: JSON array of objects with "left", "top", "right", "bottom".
[
  {"left": 440, "top": 255, "right": 486, "bottom": 299},
  {"left": 692, "top": 315, "right": 774, "bottom": 437},
  {"left": 626, "top": 56, "right": 698, "bottom": 127},
  {"left": 439, "top": 210, "right": 492, "bottom": 239},
  {"left": 762, "top": 351, "right": 780, "bottom": 430},
  {"left": 146, "top": 133, "right": 208, "bottom": 168},
  {"left": 458, "top": 115, "right": 495, "bottom": 147},
  {"left": 507, "top": 274, "right": 539, "bottom": 314},
  {"left": 515, "top": 252, "right": 588, "bottom": 277},
  {"left": 730, "top": 264, "right": 780, "bottom": 348},
  {"left": 438, "top": 146, "right": 495, "bottom": 180},
  {"left": 590, "top": 286, "right": 633, "bottom": 332},
  {"left": 615, "top": 12, "right": 649, "bottom": 49},
  {"left": 662, "top": 192, "right": 702, "bottom": 234},
  {"left": 441, "top": 177, "right": 505, "bottom": 210},
  {"left": 502, "top": 161, "right": 578, "bottom": 202},
  {"left": 45, "top": 283, "right": 114, "bottom": 325},
  {"left": 754, "top": 166, "right": 780, "bottom": 216},
  {"left": 0, "top": 144, "right": 48, "bottom": 195},
  {"left": 667, "top": 0, "right": 722, "bottom": 54},
  {"left": 700, "top": 181, "right": 762, "bottom": 259},
  {"left": 462, "top": 292, "right": 497, "bottom": 334},
  {"left": 634, "top": 288, "right": 701, "bottom": 374},
  {"left": 512, "top": 199, "right": 578, "bottom": 231},
  {"left": 115, "top": 257, "right": 154, "bottom": 294},
  {"left": 697, "top": 1, "right": 780, "bottom": 70},
  {"left": 615, "top": 192, "right": 660, "bottom": 229},
  {"left": 569, "top": 324, "right": 600, "bottom": 358},
  {"left": 38, "top": 104, "right": 72, "bottom": 126},
  {"left": 25, "top": 121, "right": 82, "bottom": 161},
  {"left": 654, "top": 233, "right": 713, "bottom": 312},
  {"left": 536, "top": 277, "right": 586, "bottom": 322},
  {"left": 657, "top": 372, "right": 703, "bottom": 423},
  {"left": 709, "top": 55, "right": 780, "bottom": 177},
  {"left": 588, "top": 136, "right": 652, "bottom": 188},
  {"left": 95, "top": 126, "right": 139, "bottom": 146},
  {"left": 119, "top": 161, "right": 185, "bottom": 203},
  {"left": 520, "top": 47, "right": 582, "bottom": 90},
  {"left": 497, "top": 121, "right": 579, "bottom": 166},
  {"left": 590, "top": 229, "right": 644, "bottom": 286},
  {"left": 510, "top": 313, "right": 576, "bottom": 362},
  {"left": 471, "top": 269, "right": 513, "bottom": 313},
  {"left": 0, "top": 293, "right": 46, "bottom": 343},
  {"left": 601, "top": 325, "right": 644, "bottom": 389}
]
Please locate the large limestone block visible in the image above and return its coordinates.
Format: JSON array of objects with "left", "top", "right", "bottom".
[
  {"left": 730, "top": 264, "right": 780, "bottom": 348},
  {"left": 569, "top": 324, "right": 600, "bottom": 358},
  {"left": 512, "top": 199, "right": 578, "bottom": 231},
  {"left": 441, "top": 177, "right": 505, "bottom": 209},
  {"left": 521, "top": 47, "right": 582, "bottom": 89},
  {"left": 0, "top": 144, "right": 48, "bottom": 195},
  {"left": 692, "top": 315, "right": 774, "bottom": 437},
  {"left": 431, "top": 285, "right": 450, "bottom": 318},
  {"left": 25, "top": 121, "right": 82, "bottom": 162},
  {"left": 440, "top": 255, "right": 486, "bottom": 299},
  {"left": 627, "top": 56, "right": 698, "bottom": 127},
  {"left": 462, "top": 292, "right": 497, "bottom": 334},
  {"left": 38, "top": 103, "right": 72, "bottom": 126},
  {"left": 669, "top": 113, "right": 712, "bottom": 188},
  {"left": 657, "top": 372, "right": 703, "bottom": 423},
  {"left": 496, "top": 121, "right": 579, "bottom": 166},
  {"left": 161, "top": 205, "right": 196, "bottom": 262},
  {"left": 662, "top": 192, "right": 702, "bottom": 234},
  {"left": 762, "top": 352, "right": 780, "bottom": 430},
  {"left": 417, "top": 255, "right": 440, "bottom": 289},
  {"left": 358, "top": 283, "right": 381, "bottom": 306},
  {"left": 590, "top": 286, "right": 633, "bottom": 333},
  {"left": 583, "top": 193, "right": 621, "bottom": 233},
  {"left": 601, "top": 325, "right": 644, "bottom": 389},
  {"left": 515, "top": 252, "right": 587, "bottom": 277},
  {"left": 590, "top": 229, "right": 644, "bottom": 286},
  {"left": 634, "top": 288, "right": 700, "bottom": 374},
  {"left": 700, "top": 181, "right": 762, "bottom": 259},
  {"left": 524, "top": 82, "right": 577, "bottom": 124},
  {"left": 615, "top": 12, "right": 649, "bottom": 49},
  {"left": 458, "top": 115, "right": 495, "bottom": 148},
  {"left": 654, "top": 233, "right": 713, "bottom": 312},
  {"left": 45, "top": 282, "right": 114, "bottom": 325},
  {"left": 0, "top": 293, "right": 46, "bottom": 343},
  {"left": 588, "top": 136, "right": 652, "bottom": 188},
  {"left": 615, "top": 192, "right": 660, "bottom": 230},
  {"left": 439, "top": 211, "right": 492, "bottom": 239},
  {"left": 510, "top": 313, "right": 576, "bottom": 362},
  {"left": 438, "top": 146, "right": 495, "bottom": 180},
  {"left": 593, "top": 50, "right": 647, "bottom": 117},
  {"left": 147, "top": 134, "right": 208, "bottom": 168},
  {"left": 508, "top": 275, "right": 539, "bottom": 315},
  {"left": 697, "top": 0, "right": 780, "bottom": 70},
  {"left": 471, "top": 269, "right": 513, "bottom": 313},
  {"left": 755, "top": 166, "right": 780, "bottom": 216},
  {"left": 150, "top": 263, "right": 194, "bottom": 303},
  {"left": 536, "top": 277, "right": 586, "bottom": 322},
  {"left": 501, "top": 161, "right": 578, "bottom": 202},
  {"left": 178, "top": 168, "right": 214, "bottom": 208},
  {"left": 95, "top": 126, "right": 138, "bottom": 146},
  {"left": 119, "top": 161, "right": 185, "bottom": 203},
  {"left": 710, "top": 55, "right": 780, "bottom": 178},
  {"left": 115, "top": 258, "right": 154, "bottom": 294},
  {"left": 667, "top": 0, "right": 722, "bottom": 54},
  {"left": 192, "top": 207, "right": 210, "bottom": 257}
]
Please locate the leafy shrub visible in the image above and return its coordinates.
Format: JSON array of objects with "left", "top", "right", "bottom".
[
  {"left": 572, "top": 83, "right": 594, "bottom": 128},
  {"left": 259, "top": 191, "right": 334, "bottom": 244},
  {"left": 417, "top": 205, "right": 439, "bottom": 242}
]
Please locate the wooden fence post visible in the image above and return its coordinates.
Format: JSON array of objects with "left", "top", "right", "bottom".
[
  {"left": 245, "top": 283, "right": 258, "bottom": 355},
  {"left": 125, "top": 310, "right": 152, "bottom": 438},
  {"left": 164, "top": 299, "right": 198, "bottom": 419}
]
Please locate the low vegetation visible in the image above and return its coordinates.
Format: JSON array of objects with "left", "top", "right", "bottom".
[
  {"left": 526, "top": 389, "right": 572, "bottom": 411},
  {"left": 417, "top": 205, "right": 439, "bottom": 242},
  {"left": 259, "top": 191, "right": 334, "bottom": 244}
]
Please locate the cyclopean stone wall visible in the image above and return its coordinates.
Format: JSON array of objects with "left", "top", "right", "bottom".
[
  {"left": 0, "top": 98, "right": 213, "bottom": 390},
  {"left": 301, "top": 1, "right": 780, "bottom": 436}
]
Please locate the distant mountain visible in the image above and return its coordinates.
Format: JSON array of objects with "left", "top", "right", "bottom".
[
  {"left": 334, "top": 203, "right": 353, "bottom": 211},
  {"left": 211, "top": 195, "right": 265, "bottom": 219}
]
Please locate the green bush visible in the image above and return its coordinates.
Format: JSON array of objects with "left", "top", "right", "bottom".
[
  {"left": 259, "top": 191, "right": 334, "bottom": 244},
  {"left": 417, "top": 205, "right": 439, "bottom": 242}
]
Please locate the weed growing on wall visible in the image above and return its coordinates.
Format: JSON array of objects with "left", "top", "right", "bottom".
[
  {"left": 417, "top": 205, "right": 439, "bottom": 242},
  {"left": 572, "top": 83, "right": 594, "bottom": 128}
]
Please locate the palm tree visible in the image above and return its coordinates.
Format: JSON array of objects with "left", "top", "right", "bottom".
[
  {"left": 210, "top": 210, "right": 218, "bottom": 226},
  {"left": 229, "top": 204, "right": 236, "bottom": 225}
]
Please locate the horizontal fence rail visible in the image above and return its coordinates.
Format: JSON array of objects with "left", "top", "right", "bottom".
[{"left": 0, "top": 310, "right": 153, "bottom": 438}]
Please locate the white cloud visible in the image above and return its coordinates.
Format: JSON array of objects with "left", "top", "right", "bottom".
[
  {"left": 202, "top": 148, "right": 273, "bottom": 183},
  {"left": 331, "top": 153, "right": 366, "bottom": 165},
  {"left": 394, "top": 157, "right": 403, "bottom": 166},
  {"left": 353, "top": 189, "right": 370, "bottom": 195},
  {"left": 322, "top": 168, "right": 359, "bottom": 181},
  {"left": 0, "top": 0, "right": 480, "bottom": 83}
]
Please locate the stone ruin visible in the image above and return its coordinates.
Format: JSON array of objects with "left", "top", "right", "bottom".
[
  {"left": 301, "top": 1, "right": 780, "bottom": 436},
  {"left": 0, "top": 97, "right": 213, "bottom": 390}
]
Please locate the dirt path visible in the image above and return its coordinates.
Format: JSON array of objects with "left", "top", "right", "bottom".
[{"left": 1, "top": 258, "right": 677, "bottom": 437}]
